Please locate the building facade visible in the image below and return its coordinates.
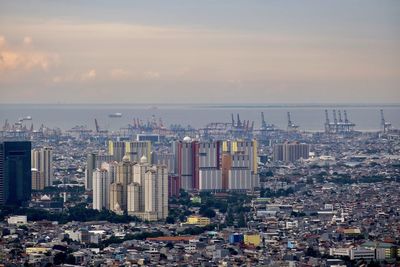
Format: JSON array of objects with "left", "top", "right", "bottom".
[
  {"left": 108, "top": 141, "right": 151, "bottom": 163},
  {"left": 0, "top": 141, "right": 32, "bottom": 206},
  {"left": 31, "top": 168, "right": 44, "bottom": 190},
  {"left": 31, "top": 147, "right": 53, "bottom": 187},
  {"left": 92, "top": 169, "right": 110, "bottom": 211},
  {"left": 273, "top": 142, "right": 310, "bottom": 163}
]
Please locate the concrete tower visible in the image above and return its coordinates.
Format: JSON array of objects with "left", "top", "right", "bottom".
[
  {"left": 144, "top": 165, "right": 168, "bottom": 220},
  {"left": 31, "top": 147, "right": 53, "bottom": 187},
  {"left": 85, "top": 153, "right": 96, "bottom": 190},
  {"left": 93, "top": 168, "right": 110, "bottom": 211},
  {"left": 133, "top": 155, "right": 150, "bottom": 210},
  {"left": 115, "top": 155, "right": 134, "bottom": 211},
  {"left": 31, "top": 168, "right": 44, "bottom": 190},
  {"left": 0, "top": 141, "right": 32, "bottom": 206},
  {"left": 109, "top": 182, "right": 123, "bottom": 214},
  {"left": 127, "top": 182, "right": 140, "bottom": 214}
]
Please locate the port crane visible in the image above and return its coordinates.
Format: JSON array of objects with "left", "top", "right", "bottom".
[
  {"left": 94, "top": 119, "right": 108, "bottom": 134},
  {"left": 287, "top": 112, "right": 299, "bottom": 131},
  {"left": 380, "top": 109, "right": 391, "bottom": 133},
  {"left": 324, "top": 109, "right": 355, "bottom": 134}
]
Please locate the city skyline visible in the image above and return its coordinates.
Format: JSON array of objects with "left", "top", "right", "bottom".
[
  {"left": 0, "top": 1, "right": 399, "bottom": 104},
  {"left": 0, "top": 2, "right": 399, "bottom": 265}
]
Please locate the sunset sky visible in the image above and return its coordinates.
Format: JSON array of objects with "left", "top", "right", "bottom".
[{"left": 0, "top": 1, "right": 399, "bottom": 104}]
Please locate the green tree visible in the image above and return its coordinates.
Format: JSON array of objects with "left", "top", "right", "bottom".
[{"left": 165, "top": 216, "right": 175, "bottom": 224}]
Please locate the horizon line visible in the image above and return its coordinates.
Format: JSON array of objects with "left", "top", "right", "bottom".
[{"left": 0, "top": 102, "right": 399, "bottom": 107}]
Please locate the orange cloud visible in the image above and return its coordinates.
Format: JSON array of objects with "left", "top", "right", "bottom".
[
  {"left": 0, "top": 36, "right": 5, "bottom": 47},
  {"left": 0, "top": 36, "right": 58, "bottom": 72},
  {"left": 52, "top": 69, "right": 97, "bottom": 83},
  {"left": 81, "top": 69, "right": 96, "bottom": 81},
  {"left": 143, "top": 71, "right": 160, "bottom": 80},
  {"left": 23, "top": 36, "right": 32, "bottom": 45},
  {"left": 110, "top": 68, "right": 130, "bottom": 79}
]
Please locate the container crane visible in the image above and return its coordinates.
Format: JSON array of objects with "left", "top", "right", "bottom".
[
  {"left": 380, "top": 109, "right": 391, "bottom": 133},
  {"left": 287, "top": 112, "right": 299, "bottom": 131}
]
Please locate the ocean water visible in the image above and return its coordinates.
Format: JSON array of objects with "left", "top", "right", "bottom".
[{"left": 0, "top": 104, "right": 399, "bottom": 132}]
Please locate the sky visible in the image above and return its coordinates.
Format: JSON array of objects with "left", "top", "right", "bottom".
[{"left": 0, "top": 1, "right": 399, "bottom": 104}]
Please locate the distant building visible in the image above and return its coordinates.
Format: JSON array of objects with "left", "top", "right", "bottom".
[
  {"left": 174, "top": 138, "right": 196, "bottom": 190},
  {"left": 350, "top": 248, "right": 375, "bottom": 261},
  {"left": 198, "top": 169, "right": 222, "bottom": 191},
  {"left": 99, "top": 155, "right": 169, "bottom": 221},
  {"left": 31, "top": 147, "right": 53, "bottom": 187},
  {"left": 29, "top": 194, "right": 63, "bottom": 211},
  {"left": 108, "top": 140, "right": 151, "bottom": 163},
  {"left": 92, "top": 169, "right": 110, "bottom": 211},
  {"left": 273, "top": 141, "right": 310, "bottom": 163},
  {"left": 222, "top": 140, "right": 258, "bottom": 174},
  {"left": 85, "top": 153, "right": 96, "bottom": 190},
  {"left": 128, "top": 162, "right": 169, "bottom": 221},
  {"left": 152, "top": 152, "right": 175, "bottom": 174},
  {"left": 108, "top": 141, "right": 126, "bottom": 162},
  {"left": 144, "top": 165, "right": 168, "bottom": 220},
  {"left": 7, "top": 215, "right": 28, "bottom": 225},
  {"left": 221, "top": 153, "right": 259, "bottom": 191},
  {"left": 0, "top": 141, "right": 32, "bottom": 206},
  {"left": 174, "top": 138, "right": 259, "bottom": 192},
  {"left": 115, "top": 155, "right": 135, "bottom": 211},
  {"left": 136, "top": 133, "right": 160, "bottom": 143},
  {"left": 132, "top": 155, "right": 151, "bottom": 210},
  {"left": 361, "top": 242, "right": 397, "bottom": 260},
  {"left": 125, "top": 141, "right": 152, "bottom": 163},
  {"left": 168, "top": 174, "right": 180, "bottom": 197},
  {"left": 109, "top": 182, "right": 123, "bottom": 213},
  {"left": 127, "top": 182, "right": 140, "bottom": 214},
  {"left": 31, "top": 168, "right": 44, "bottom": 190},
  {"left": 86, "top": 153, "right": 114, "bottom": 191},
  {"left": 229, "top": 233, "right": 244, "bottom": 244},
  {"left": 186, "top": 215, "right": 210, "bottom": 226},
  {"left": 243, "top": 233, "right": 261, "bottom": 247},
  {"left": 174, "top": 139, "right": 224, "bottom": 191}
]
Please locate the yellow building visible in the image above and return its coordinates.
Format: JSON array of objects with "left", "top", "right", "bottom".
[
  {"left": 26, "top": 247, "right": 51, "bottom": 254},
  {"left": 186, "top": 215, "right": 210, "bottom": 226},
  {"left": 222, "top": 140, "right": 258, "bottom": 174},
  {"left": 244, "top": 233, "right": 261, "bottom": 247}
]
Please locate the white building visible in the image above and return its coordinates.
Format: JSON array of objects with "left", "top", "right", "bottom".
[
  {"left": 199, "top": 169, "right": 222, "bottom": 191},
  {"left": 31, "top": 147, "right": 53, "bottom": 187},
  {"left": 228, "top": 169, "right": 253, "bottom": 190},
  {"left": 127, "top": 182, "right": 140, "bottom": 213},
  {"left": 7, "top": 215, "right": 27, "bottom": 225},
  {"left": 92, "top": 169, "right": 110, "bottom": 211},
  {"left": 144, "top": 165, "right": 168, "bottom": 220},
  {"left": 330, "top": 247, "right": 375, "bottom": 261},
  {"left": 133, "top": 156, "right": 150, "bottom": 210}
]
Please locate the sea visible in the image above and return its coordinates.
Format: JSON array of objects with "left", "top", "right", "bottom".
[{"left": 0, "top": 104, "right": 399, "bottom": 132}]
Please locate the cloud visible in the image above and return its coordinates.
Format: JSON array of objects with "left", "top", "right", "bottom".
[
  {"left": 0, "top": 36, "right": 5, "bottom": 47},
  {"left": 23, "top": 36, "right": 32, "bottom": 45},
  {"left": 0, "top": 35, "right": 58, "bottom": 73},
  {"left": 143, "top": 71, "right": 160, "bottom": 80},
  {"left": 0, "top": 50, "right": 57, "bottom": 72},
  {"left": 81, "top": 69, "right": 96, "bottom": 81},
  {"left": 53, "top": 69, "right": 97, "bottom": 83},
  {"left": 110, "top": 68, "right": 130, "bottom": 79},
  {"left": 52, "top": 76, "right": 63, "bottom": 83}
]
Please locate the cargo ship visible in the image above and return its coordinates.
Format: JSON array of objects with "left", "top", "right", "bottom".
[{"left": 109, "top": 112, "right": 122, "bottom": 118}]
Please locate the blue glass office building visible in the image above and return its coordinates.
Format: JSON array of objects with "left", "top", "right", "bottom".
[{"left": 0, "top": 141, "right": 31, "bottom": 206}]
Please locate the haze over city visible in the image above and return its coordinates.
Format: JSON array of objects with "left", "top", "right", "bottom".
[
  {"left": 2, "top": 2, "right": 400, "bottom": 266},
  {"left": 0, "top": 1, "right": 399, "bottom": 104}
]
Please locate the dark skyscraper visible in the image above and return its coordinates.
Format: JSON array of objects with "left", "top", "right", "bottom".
[{"left": 0, "top": 141, "right": 32, "bottom": 206}]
